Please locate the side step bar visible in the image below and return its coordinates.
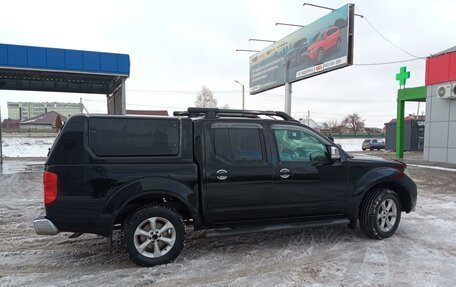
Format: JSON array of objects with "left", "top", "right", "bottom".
[{"left": 205, "top": 218, "right": 350, "bottom": 237}]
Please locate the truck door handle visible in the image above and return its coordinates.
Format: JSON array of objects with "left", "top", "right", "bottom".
[
  {"left": 279, "top": 168, "right": 291, "bottom": 179},
  {"left": 216, "top": 169, "right": 228, "bottom": 181}
]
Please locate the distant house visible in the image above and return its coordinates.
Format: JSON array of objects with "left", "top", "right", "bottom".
[
  {"left": 387, "top": 114, "right": 425, "bottom": 124},
  {"left": 329, "top": 125, "right": 360, "bottom": 134},
  {"left": 299, "top": 118, "right": 322, "bottom": 131},
  {"left": 364, "top": 127, "right": 382, "bottom": 134},
  {"left": 1, "top": 119, "right": 20, "bottom": 129},
  {"left": 19, "top": 111, "right": 67, "bottom": 130},
  {"left": 126, "top": 110, "right": 169, "bottom": 116}
]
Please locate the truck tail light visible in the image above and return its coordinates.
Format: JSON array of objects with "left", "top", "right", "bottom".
[{"left": 43, "top": 171, "right": 58, "bottom": 206}]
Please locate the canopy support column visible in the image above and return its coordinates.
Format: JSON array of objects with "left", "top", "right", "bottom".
[{"left": 107, "top": 78, "right": 126, "bottom": 115}]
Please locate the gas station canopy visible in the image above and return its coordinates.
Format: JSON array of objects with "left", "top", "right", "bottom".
[
  {"left": 0, "top": 43, "right": 130, "bottom": 95},
  {"left": 0, "top": 43, "right": 131, "bottom": 163}
]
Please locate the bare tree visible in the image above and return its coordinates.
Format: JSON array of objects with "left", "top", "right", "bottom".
[
  {"left": 195, "top": 86, "right": 217, "bottom": 108},
  {"left": 325, "top": 119, "right": 340, "bottom": 129},
  {"left": 219, "top": 104, "right": 230, "bottom": 109},
  {"left": 342, "top": 113, "right": 365, "bottom": 135}
]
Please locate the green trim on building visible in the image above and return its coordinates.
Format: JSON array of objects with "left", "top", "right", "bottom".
[
  {"left": 397, "top": 86, "right": 427, "bottom": 102},
  {"left": 395, "top": 86, "right": 426, "bottom": 159}
]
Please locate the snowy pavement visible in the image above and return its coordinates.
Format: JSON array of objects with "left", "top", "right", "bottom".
[
  {"left": 0, "top": 136, "right": 372, "bottom": 159},
  {"left": 0, "top": 160, "right": 455, "bottom": 286},
  {"left": 1, "top": 137, "right": 55, "bottom": 158}
]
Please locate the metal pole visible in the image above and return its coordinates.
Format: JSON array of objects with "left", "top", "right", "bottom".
[
  {"left": 275, "top": 22, "right": 304, "bottom": 28},
  {"left": 234, "top": 80, "right": 245, "bottom": 110},
  {"left": 235, "top": 49, "right": 260, "bottom": 53},
  {"left": 303, "top": 2, "right": 364, "bottom": 17},
  {"left": 285, "top": 82, "right": 292, "bottom": 115},
  {"left": 121, "top": 78, "right": 126, "bottom": 115},
  {"left": 242, "top": 85, "right": 245, "bottom": 110},
  {"left": 396, "top": 97, "right": 405, "bottom": 159},
  {"left": 284, "top": 60, "right": 292, "bottom": 115},
  {"left": 416, "top": 102, "right": 420, "bottom": 119},
  {"left": 0, "top": 103, "right": 2, "bottom": 164},
  {"left": 249, "top": 38, "right": 276, "bottom": 43}
]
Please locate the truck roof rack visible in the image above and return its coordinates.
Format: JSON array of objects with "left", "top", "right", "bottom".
[{"left": 173, "top": 108, "right": 298, "bottom": 122}]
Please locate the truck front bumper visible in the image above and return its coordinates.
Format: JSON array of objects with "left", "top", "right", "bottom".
[{"left": 34, "top": 214, "right": 59, "bottom": 235}]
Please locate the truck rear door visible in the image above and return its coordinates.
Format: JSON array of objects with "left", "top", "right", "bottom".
[{"left": 202, "top": 121, "right": 275, "bottom": 223}]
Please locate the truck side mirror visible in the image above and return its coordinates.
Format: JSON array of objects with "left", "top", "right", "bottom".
[{"left": 330, "top": 146, "right": 341, "bottom": 160}]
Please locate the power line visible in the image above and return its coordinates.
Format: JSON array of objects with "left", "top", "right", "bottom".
[
  {"left": 353, "top": 58, "right": 423, "bottom": 66},
  {"left": 355, "top": 6, "right": 425, "bottom": 60},
  {"left": 261, "top": 93, "right": 392, "bottom": 103},
  {"left": 127, "top": 103, "right": 187, "bottom": 109},
  {"left": 128, "top": 89, "right": 239, "bottom": 94},
  {"left": 294, "top": 111, "right": 396, "bottom": 118},
  {"left": 80, "top": 98, "right": 187, "bottom": 110}
]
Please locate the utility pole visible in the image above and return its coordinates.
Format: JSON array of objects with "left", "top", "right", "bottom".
[
  {"left": 234, "top": 80, "right": 245, "bottom": 110},
  {"left": 416, "top": 102, "right": 420, "bottom": 119}
]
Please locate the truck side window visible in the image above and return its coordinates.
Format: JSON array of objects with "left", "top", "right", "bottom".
[
  {"left": 213, "top": 128, "right": 231, "bottom": 161},
  {"left": 213, "top": 127, "right": 264, "bottom": 163},
  {"left": 272, "top": 127, "right": 328, "bottom": 162},
  {"left": 89, "top": 118, "right": 179, "bottom": 157}
]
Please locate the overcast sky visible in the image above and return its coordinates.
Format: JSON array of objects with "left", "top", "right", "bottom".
[{"left": 0, "top": 0, "right": 455, "bottom": 127}]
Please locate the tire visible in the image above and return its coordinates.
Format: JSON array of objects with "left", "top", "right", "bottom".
[
  {"left": 362, "top": 148, "right": 366, "bottom": 151},
  {"left": 359, "top": 188, "right": 402, "bottom": 239},
  {"left": 122, "top": 204, "right": 185, "bottom": 266}
]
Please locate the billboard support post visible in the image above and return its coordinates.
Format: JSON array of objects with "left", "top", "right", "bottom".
[{"left": 285, "top": 82, "right": 292, "bottom": 115}]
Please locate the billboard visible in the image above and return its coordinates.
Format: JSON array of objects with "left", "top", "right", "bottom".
[{"left": 249, "top": 4, "right": 354, "bottom": 94}]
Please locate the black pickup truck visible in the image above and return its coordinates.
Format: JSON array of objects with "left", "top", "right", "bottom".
[{"left": 34, "top": 108, "right": 417, "bottom": 266}]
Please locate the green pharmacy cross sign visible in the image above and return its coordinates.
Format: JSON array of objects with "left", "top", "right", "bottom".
[{"left": 396, "top": 66, "right": 410, "bottom": 87}]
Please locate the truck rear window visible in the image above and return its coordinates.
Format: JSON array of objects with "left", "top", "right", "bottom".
[
  {"left": 213, "top": 126, "right": 265, "bottom": 163},
  {"left": 88, "top": 117, "right": 179, "bottom": 157}
]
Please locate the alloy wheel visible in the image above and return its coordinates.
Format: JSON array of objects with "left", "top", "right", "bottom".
[
  {"left": 376, "top": 199, "right": 397, "bottom": 232},
  {"left": 133, "top": 216, "right": 176, "bottom": 258}
]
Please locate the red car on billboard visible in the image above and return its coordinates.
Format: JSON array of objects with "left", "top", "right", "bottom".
[{"left": 307, "top": 26, "right": 341, "bottom": 63}]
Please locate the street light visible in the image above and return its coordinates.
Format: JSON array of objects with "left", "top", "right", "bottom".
[
  {"left": 249, "top": 38, "right": 276, "bottom": 43},
  {"left": 235, "top": 49, "right": 259, "bottom": 53},
  {"left": 234, "top": 80, "right": 245, "bottom": 110},
  {"left": 303, "top": 2, "right": 364, "bottom": 17},
  {"left": 275, "top": 22, "right": 304, "bottom": 28}
]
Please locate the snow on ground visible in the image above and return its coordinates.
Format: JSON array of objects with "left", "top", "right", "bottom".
[
  {"left": 0, "top": 136, "right": 377, "bottom": 157},
  {"left": 334, "top": 138, "right": 385, "bottom": 152},
  {"left": 0, "top": 158, "right": 455, "bottom": 286},
  {"left": 1, "top": 137, "right": 56, "bottom": 157}
]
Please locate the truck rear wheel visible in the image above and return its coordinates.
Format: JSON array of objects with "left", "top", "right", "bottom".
[
  {"left": 122, "top": 204, "right": 185, "bottom": 266},
  {"left": 359, "top": 188, "right": 402, "bottom": 239}
]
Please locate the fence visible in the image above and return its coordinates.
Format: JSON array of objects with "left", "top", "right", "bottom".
[
  {"left": 324, "top": 133, "right": 385, "bottom": 139},
  {"left": 1, "top": 129, "right": 58, "bottom": 138}
]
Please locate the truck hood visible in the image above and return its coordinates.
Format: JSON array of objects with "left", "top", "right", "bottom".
[{"left": 348, "top": 153, "right": 406, "bottom": 170}]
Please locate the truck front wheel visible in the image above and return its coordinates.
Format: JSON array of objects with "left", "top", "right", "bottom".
[
  {"left": 359, "top": 188, "right": 402, "bottom": 239},
  {"left": 122, "top": 204, "right": 185, "bottom": 266}
]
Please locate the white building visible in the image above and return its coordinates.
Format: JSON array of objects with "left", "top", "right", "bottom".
[{"left": 7, "top": 101, "right": 82, "bottom": 121}]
